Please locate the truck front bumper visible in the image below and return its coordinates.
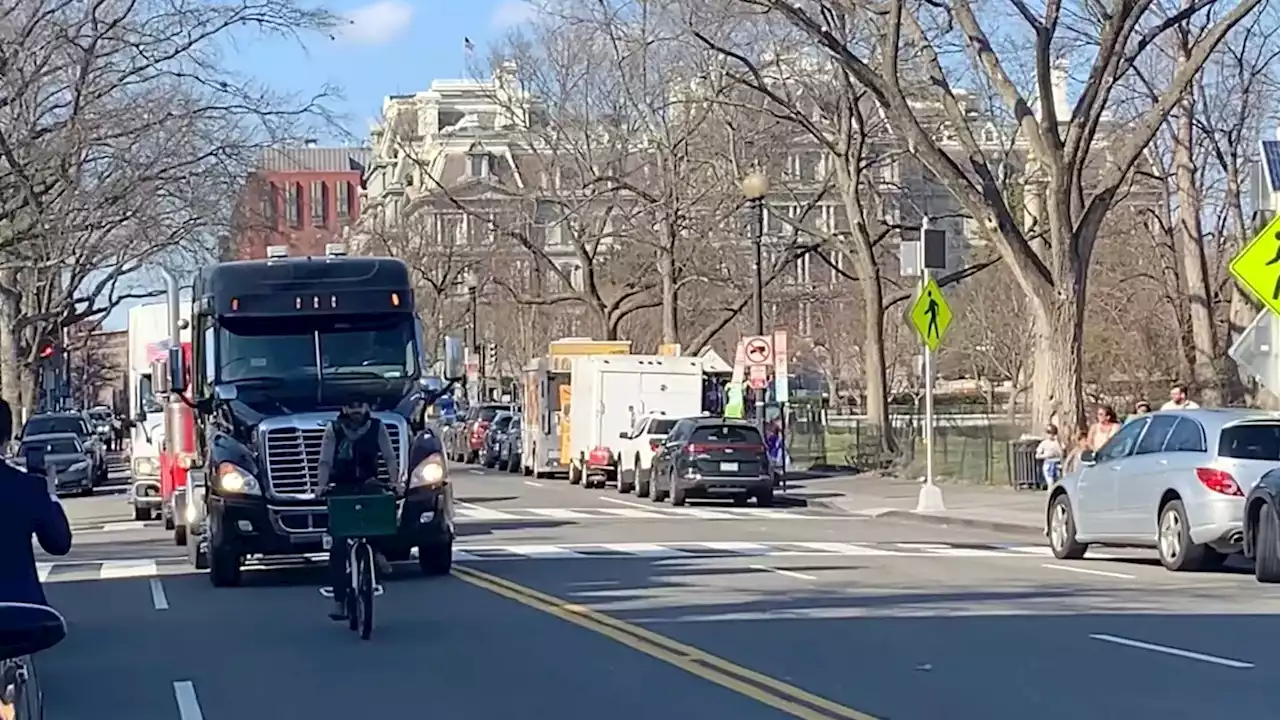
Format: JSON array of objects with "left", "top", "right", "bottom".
[
  {"left": 208, "top": 485, "right": 455, "bottom": 558},
  {"left": 129, "top": 479, "right": 162, "bottom": 509}
]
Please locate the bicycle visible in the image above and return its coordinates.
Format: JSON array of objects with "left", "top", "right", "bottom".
[{"left": 322, "top": 489, "right": 398, "bottom": 640}]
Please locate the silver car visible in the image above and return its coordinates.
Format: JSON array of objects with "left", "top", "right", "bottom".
[
  {"left": 1047, "top": 408, "right": 1280, "bottom": 571},
  {"left": 16, "top": 433, "right": 94, "bottom": 496}
]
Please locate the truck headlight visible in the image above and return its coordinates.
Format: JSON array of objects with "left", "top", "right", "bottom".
[
  {"left": 215, "top": 462, "right": 261, "bottom": 495},
  {"left": 68, "top": 461, "right": 89, "bottom": 473},
  {"left": 409, "top": 453, "right": 447, "bottom": 489},
  {"left": 133, "top": 457, "right": 158, "bottom": 477}
]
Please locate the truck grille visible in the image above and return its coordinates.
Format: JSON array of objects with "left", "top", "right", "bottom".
[{"left": 264, "top": 421, "right": 405, "bottom": 496}]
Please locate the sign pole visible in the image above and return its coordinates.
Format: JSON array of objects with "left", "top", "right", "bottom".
[{"left": 916, "top": 217, "right": 945, "bottom": 512}]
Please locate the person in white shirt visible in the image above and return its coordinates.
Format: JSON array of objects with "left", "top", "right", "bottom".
[
  {"left": 1161, "top": 383, "right": 1200, "bottom": 411},
  {"left": 1035, "top": 425, "right": 1064, "bottom": 488}
]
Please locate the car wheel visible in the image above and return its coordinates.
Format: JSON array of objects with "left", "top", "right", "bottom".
[
  {"left": 1256, "top": 503, "right": 1280, "bottom": 583},
  {"left": 670, "top": 474, "right": 686, "bottom": 506},
  {"left": 418, "top": 541, "right": 453, "bottom": 576},
  {"left": 651, "top": 469, "right": 668, "bottom": 502},
  {"left": 482, "top": 454, "right": 495, "bottom": 469},
  {"left": 174, "top": 525, "right": 187, "bottom": 546},
  {"left": 618, "top": 467, "right": 635, "bottom": 494},
  {"left": 164, "top": 514, "right": 175, "bottom": 531},
  {"left": 208, "top": 538, "right": 242, "bottom": 587},
  {"left": 1158, "top": 499, "right": 1221, "bottom": 571},
  {"left": 635, "top": 461, "right": 650, "bottom": 498},
  {"left": 1047, "top": 492, "right": 1088, "bottom": 560}
]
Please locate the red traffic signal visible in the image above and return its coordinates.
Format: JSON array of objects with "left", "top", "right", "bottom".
[{"left": 38, "top": 343, "right": 55, "bottom": 359}]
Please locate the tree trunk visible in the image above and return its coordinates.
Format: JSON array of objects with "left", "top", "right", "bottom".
[
  {"left": 857, "top": 264, "right": 896, "bottom": 454},
  {"left": 0, "top": 275, "right": 20, "bottom": 417},
  {"left": 658, "top": 246, "right": 678, "bottom": 345},
  {"left": 1173, "top": 102, "right": 1219, "bottom": 402},
  {"left": 1029, "top": 284, "right": 1086, "bottom": 434}
]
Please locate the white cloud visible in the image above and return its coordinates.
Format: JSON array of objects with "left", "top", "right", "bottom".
[
  {"left": 490, "top": 0, "right": 536, "bottom": 30},
  {"left": 341, "top": 0, "right": 413, "bottom": 46}
]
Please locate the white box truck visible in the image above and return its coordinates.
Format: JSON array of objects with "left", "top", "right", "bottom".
[{"left": 567, "top": 355, "right": 703, "bottom": 489}]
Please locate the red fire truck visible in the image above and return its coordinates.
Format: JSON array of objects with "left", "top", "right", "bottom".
[{"left": 149, "top": 341, "right": 195, "bottom": 545}]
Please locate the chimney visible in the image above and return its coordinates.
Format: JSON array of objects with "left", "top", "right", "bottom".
[{"left": 1050, "top": 60, "right": 1070, "bottom": 120}]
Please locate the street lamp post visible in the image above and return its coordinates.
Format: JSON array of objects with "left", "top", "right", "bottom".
[
  {"left": 464, "top": 272, "right": 483, "bottom": 401},
  {"left": 741, "top": 169, "right": 769, "bottom": 432}
]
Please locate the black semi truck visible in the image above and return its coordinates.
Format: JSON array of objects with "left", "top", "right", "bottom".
[{"left": 166, "top": 245, "right": 464, "bottom": 586}]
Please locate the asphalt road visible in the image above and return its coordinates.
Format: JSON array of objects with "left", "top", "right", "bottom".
[{"left": 33, "top": 462, "right": 1280, "bottom": 719}]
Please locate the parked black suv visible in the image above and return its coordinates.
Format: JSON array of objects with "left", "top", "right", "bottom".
[{"left": 649, "top": 418, "right": 773, "bottom": 506}]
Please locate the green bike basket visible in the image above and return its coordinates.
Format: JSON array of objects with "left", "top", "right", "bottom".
[{"left": 326, "top": 494, "right": 399, "bottom": 538}]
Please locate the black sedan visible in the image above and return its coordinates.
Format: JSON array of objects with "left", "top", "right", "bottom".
[
  {"left": 1244, "top": 467, "right": 1280, "bottom": 582},
  {"left": 649, "top": 418, "right": 773, "bottom": 507},
  {"left": 481, "top": 411, "right": 516, "bottom": 468}
]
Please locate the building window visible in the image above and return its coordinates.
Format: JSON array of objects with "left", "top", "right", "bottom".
[
  {"left": 310, "top": 181, "right": 325, "bottom": 227},
  {"left": 286, "top": 184, "right": 300, "bottom": 227},
  {"left": 468, "top": 152, "right": 490, "bottom": 179},
  {"left": 260, "top": 183, "right": 277, "bottom": 227}
]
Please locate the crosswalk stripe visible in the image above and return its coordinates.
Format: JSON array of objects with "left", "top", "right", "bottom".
[
  {"left": 788, "top": 541, "right": 897, "bottom": 556},
  {"left": 38, "top": 564, "right": 52, "bottom": 582},
  {"left": 596, "top": 508, "right": 667, "bottom": 518},
  {"left": 661, "top": 508, "right": 737, "bottom": 519},
  {"left": 99, "top": 560, "right": 157, "bottom": 579},
  {"left": 505, "top": 545, "right": 587, "bottom": 558},
  {"left": 522, "top": 508, "right": 597, "bottom": 519},
  {"left": 457, "top": 507, "right": 521, "bottom": 520}
]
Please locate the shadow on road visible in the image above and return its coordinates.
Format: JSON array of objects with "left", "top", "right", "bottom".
[{"left": 456, "top": 519, "right": 572, "bottom": 539}]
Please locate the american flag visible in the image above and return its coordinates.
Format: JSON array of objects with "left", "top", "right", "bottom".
[{"left": 464, "top": 37, "right": 475, "bottom": 53}]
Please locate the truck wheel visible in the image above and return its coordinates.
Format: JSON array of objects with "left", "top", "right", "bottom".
[
  {"left": 635, "top": 463, "right": 651, "bottom": 498},
  {"left": 189, "top": 536, "right": 209, "bottom": 570},
  {"left": 418, "top": 541, "right": 453, "bottom": 576},
  {"left": 133, "top": 507, "right": 152, "bottom": 522},
  {"left": 174, "top": 525, "right": 187, "bottom": 546},
  {"left": 208, "top": 541, "right": 241, "bottom": 587},
  {"left": 164, "top": 514, "right": 175, "bottom": 531},
  {"left": 568, "top": 462, "right": 582, "bottom": 485}
]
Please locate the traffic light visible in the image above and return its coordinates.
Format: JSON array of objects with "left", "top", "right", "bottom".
[
  {"left": 484, "top": 343, "right": 497, "bottom": 372},
  {"left": 38, "top": 343, "right": 56, "bottom": 359}
]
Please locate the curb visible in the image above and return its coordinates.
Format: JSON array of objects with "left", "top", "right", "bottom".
[{"left": 876, "top": 509, "right": 1045, "bottom": 537}]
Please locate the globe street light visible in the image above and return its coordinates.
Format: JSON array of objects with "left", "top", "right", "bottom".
[{"left": 740, "top": 169, "right": 768, "bottom": 432}]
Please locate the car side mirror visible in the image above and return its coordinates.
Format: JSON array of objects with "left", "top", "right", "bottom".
[
  {"left": 618, "top": 432, "right": 629, "bottom": 440},
  {"left": 1080, "top": 450, "right": 1097, "bottom": 466},
  {"left": 168, "top": 346, "right": 187, "bottom": 391},
  {"left": 441, "top": 336, "right": 465, "bottom": 383}
]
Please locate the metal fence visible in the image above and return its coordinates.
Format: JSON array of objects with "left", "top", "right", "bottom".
[{"left": 786, "top": 406, "right": 1029, "bottom": 485}]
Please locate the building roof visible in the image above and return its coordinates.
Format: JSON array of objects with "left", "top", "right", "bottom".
[{"left": 256, "top": 147, "right": 373, "bottom": 174}]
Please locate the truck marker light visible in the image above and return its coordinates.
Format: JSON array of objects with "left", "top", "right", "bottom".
[
  {"left": 295, "top": 297, "right": 302, "bottom": 310},
  {"left": 390, "top": 293, "right": 400, "bottom": 307},
  {"left": 331, "top": 295, "right": 338, "bottom": 308},
  {"left": 231, "top": 298, "right": 239, "bottom": 311},
  {"left": 313, "top": 296, "right": 320, "bottom": 309}
]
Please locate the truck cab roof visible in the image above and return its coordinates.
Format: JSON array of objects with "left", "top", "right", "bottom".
[{"left": 199, "top": 256, "right": 414, "bottom": 317}]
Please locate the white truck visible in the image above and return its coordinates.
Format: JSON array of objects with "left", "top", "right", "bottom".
[
  {"left": 566, "top": 354, "right": 703, "bottom": 490},
  {"left": 126, "top": 301, "right": 190, "bottom": 519},
  {"left": 520, "top": 338, "right": 631, "bottom": 478}
]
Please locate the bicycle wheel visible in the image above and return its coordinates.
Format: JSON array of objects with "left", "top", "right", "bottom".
[
  {"left": 346, "top": 541, "right": 359, "bottom": 632},
  {"left": 356, "top": 542, "right": 375, "bottom": 640}
]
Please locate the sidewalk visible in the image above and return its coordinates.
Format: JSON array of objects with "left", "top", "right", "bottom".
[{"left": 780, "top": 473, "right": 1046, "bottom": 536}]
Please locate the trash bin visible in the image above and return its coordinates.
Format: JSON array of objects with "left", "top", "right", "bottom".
[{"left": 1008, "top": 439, "right": 1042, "bottom": 491}]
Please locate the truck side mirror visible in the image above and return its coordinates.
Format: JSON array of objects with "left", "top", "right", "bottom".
[
  {"left": 167, "top": 346, "right": 187, "bottom": 391},
  {"left": 134, "top": 410, "right": 146, "bottom": 423},
  {"left": 442, "top": 336, "right": 465, "bottom": 382}
]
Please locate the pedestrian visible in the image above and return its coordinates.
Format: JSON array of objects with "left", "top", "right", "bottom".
[
  {"left": 1063, "top": 427, "right": 1091, "bottom": 473},
  {"left": 1088, "top": 405, "right": 1121, "bottom": 451},
  {"left": 1035, "top": 424, "right": 1064, "bottom": 488},
  {"left": 1161, "top": 383, "right": 1200, "bottom": 411},
  {"left": 1133, "top": 400, "right": 1152, "bottom": 417},
  {"left": 0, "top": 399, "right": 72, "bottom": 606}
]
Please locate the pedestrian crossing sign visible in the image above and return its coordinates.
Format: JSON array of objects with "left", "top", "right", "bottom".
[
  {"left": 1229, "top": 213, "right": 1280, "bottom": 318},
  {"left": 909, "top": 277, "right": 952, "bottom": 352}
]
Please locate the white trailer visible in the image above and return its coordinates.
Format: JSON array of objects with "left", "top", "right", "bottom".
[
  {"left": 126, "top": 301, "right": 190, "bottom": 512},
  {"left": 566, "top": 354, "right": 703, "bottom": 490}
]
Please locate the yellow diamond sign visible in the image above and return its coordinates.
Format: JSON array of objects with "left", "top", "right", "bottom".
[
  {"left": 1230, "top": 214, "right": 1280, "bottom": 317},
  {"left": 909, "top": 277, "right": 952, "bottom": 352}
]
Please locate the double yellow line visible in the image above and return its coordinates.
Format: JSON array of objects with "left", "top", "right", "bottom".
[{"left": 452, "top": 566, "right": 881, "bottom": 720}]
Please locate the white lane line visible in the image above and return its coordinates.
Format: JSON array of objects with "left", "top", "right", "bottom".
[
  {"left": 37, "top": 564, "right": 52, "bottom": 583},
  {"left": 1090, "top": 634, "right": 1254, "bottom": 669},
  {"left": 1041, "top": 563, "right": 1135, "bottom": 579},
  {"left": 99, "top": 559, "right": 157, "bottom": 579},
  {"left": 149, "top": 578, "right": 170, "bottom": 610},
  {"left": 523, "top": 480, "right": 544, "bottom": 487},
  {"left": 101, "top": 521, "right": 151, "bottom": 532},
  {"left": 597, "top": 507, "right": 667, "bottom": 518},
  {"left": 600, "top": 496, "right": 655, "bottom": 509},
  {"left": 173, "top": 680, "right": 205, "bottom": 720},
  {"left": 523, "top": 508, "right": 595, "bottom": 519},
  {"left": 468, "top": 469, "right": 485, "bottom": 475},
  {"left": 454, "top": 505, "right": 520, "bottom": 520},
  {"left": 751, "top": 564, "right": 818, "bottom": 581}
]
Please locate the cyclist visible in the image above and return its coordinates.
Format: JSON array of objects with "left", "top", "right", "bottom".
[{"left": 315, "top": 400, "right": 399, "bottom": 621}]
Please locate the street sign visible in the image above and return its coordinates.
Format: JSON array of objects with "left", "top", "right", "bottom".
[
  {"left": 749, "top": 365, "right": 768, "bottom": 389},
  {"left": 909, "top": 277, "right": 952, "bottom": 352},
  {"left": 772, "top": 329, "right": 789, "bottom": 403},
  {"left": 744, "top": 336, "right": 772, "bottom": 366},
  {"left": 1230, "top": 214, "right": 1280, "bottom": 316}
]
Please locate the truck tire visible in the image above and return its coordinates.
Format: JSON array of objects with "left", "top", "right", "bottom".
[
  {"left": 164, "top": 513, "right": 175, "bottom": 531},
  {"left": 174, "top": 525, "right": 187, "bottom": 546},
  {"left": 618, "top": 467, "right": 635, "bottom": 494},
  {"left": 208, "top": 531, "right": 242, "bottom": 587},
  {"left": 568, "top": 462, "right": 582, "bottom": 485},
  {"left": 635, "top": 461, "right": 651, "bottom": 498},
  {"left": 133, "top": 507, "right": 152, "bottom": 522},
  {"left": 418, "top": 541, "right": 453, "bottom": 576}
]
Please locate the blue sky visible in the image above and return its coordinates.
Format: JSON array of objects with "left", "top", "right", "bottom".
[
  {"left": 98, "top": 0, "right": 533, "bottom": 331},
  {"left": 233, "top": 0, "right": 535, "bottom": 139}
]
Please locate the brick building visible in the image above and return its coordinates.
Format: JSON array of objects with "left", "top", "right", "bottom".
[{"left": 226, "top": 145, "right": 373, "bottom": 260}]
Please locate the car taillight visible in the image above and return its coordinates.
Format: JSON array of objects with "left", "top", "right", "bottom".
[
  {"left": 1196, "top": 467, "right": 1243, "bottom": 496},
  {"left": 649, "top": 438, "right": 662, "bottom": 451},
  {"left": 588, "top": 447, "right": 611, "bottom": 465}
]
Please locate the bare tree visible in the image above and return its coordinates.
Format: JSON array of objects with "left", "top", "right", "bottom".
[
  {"left": 0, "top": 0, "right": 339, "bottom": 410},
  {"left": 722, "top": 0, "right": 1265, "bottom": 428}
]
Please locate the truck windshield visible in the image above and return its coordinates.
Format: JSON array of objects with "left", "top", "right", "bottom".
[{"left": 217, "top": 314, "right": 418, "bottom": 383}]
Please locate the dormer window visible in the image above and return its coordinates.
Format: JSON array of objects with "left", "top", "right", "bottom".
[{"left": 467, "top": 141, "right": 491, "bottom": 179}]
